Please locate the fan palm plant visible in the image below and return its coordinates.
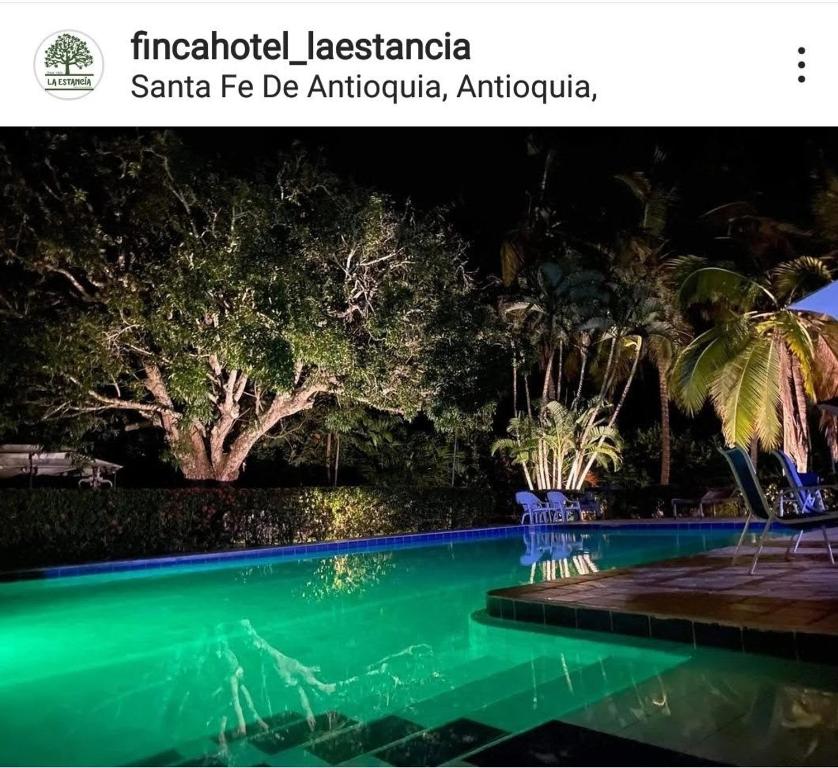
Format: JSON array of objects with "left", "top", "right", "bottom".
[
  {"left": 672, "top": 256, "right": 834, "bottom": 468},
  {"left": 492, "top": 400, "right": 622, "bottom": 491},
  {"left": 491, "top": 413, "right": 542, "bottom": 490}
]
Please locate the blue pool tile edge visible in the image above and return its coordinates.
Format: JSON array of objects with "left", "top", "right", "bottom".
[
  {"left": 1, "top": 518, "right": 749, "bottom": 582},
  {"left": 4, "top": 524, "right": 529, "bottom": 581}
]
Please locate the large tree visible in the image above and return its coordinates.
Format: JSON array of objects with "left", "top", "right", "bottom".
[{"left": 0, "top": 132, "right": 497, "bottom": 481}]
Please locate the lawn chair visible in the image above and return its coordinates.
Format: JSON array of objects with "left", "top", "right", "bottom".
[
  {"left": 546, "top": 491, "right": 582, "bottom": 523},
  {"left": 515, "top": 491, "right": 551, "bottom": 526},
  {"left": 720, "top": 446, "right": 838, "bottom": 574},
  {"left": 772, "top": 450, "right": 834, "bottom": 557},
  {"left": 772, "top": 450, "right": 826, "bottom": 515}
]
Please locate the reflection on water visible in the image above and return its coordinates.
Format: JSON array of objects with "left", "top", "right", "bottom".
[
  {"left": 159, "top": 617, "right": 838, "bottom": 767},
  {"left": 520, "top": 531, "right": 600, "bottom": 583},
  {"left": 300, "top": 552, "right": 396, "bottom": 600},
  {"left": 773, "top": 686, "right": 838, "bottom": 761},
  {"left": 4, "top": 531, "right": 838, "bottom": 766},
  {"left": 162, "top": 617, "right": 438, "bottom": 764}
]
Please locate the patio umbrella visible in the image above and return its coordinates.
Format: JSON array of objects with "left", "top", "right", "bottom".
[
  {"left": 788, "top": 280, "right": 838, "bottom": 320},
  {"left": 789, "top": 283, "right": 838, "bottom": 446}
]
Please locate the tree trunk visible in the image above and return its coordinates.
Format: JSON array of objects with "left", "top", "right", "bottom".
[
  {"left": 779, "top": 346, "right": 809, "bottom": 470},
  {"left": 512, "top": 354, "right": 519, "bottom": 415},
  {"left": 790, "top": 356, "right": 811, "bottom": 470},
  {"left": 578, "top": 338, "right": 643, "bottom": 485},
  {"left": 608, "top": 339, "right": 642, "bottom": 430},
  {"left": 573, "top": 340, "right": 590, "bottom": 407},
  {"left": 451, "top": 434, "right": 458, "bottom": 487},
  {"left": 556, "top": 340, "right": 563, "bottom": 404},
  {"left": 658, "top": 365, "right": 671, "bottom": 486},
  {"left": 521, "top": 461, "right": 535, "bottom": 491},
  {"left": 524, "top": 374, "right": 532, "bottom": 418},
  {"left": 540, "top": 347, "right": 556, "bottom": 412},
  {"left": 167, "top": 386, "right": 323, "bottom": 482},
  {"left": 325, "top": 432, "right": 333, "bottom": 484},
  {"left": 333, "top": 433, "right": 340, "bottom": 486},
  {"left": 86, "top": 359, "right": 327, "bottom": 483},
  {"left": 597, "top": 336, "right": 617, "bottom": 401}
]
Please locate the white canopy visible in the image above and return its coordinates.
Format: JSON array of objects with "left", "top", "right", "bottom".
[{"left": 789, "top": 281, "right": 838, "bottom": 321}]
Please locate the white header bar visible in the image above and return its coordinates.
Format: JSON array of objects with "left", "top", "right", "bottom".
[{"left": 0, "top": 2, "right": 831, "bottom": 125}]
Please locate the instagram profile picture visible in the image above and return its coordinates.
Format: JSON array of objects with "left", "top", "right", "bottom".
[{"left": 35, "top": 30, "right": 103, "bottom": 99}]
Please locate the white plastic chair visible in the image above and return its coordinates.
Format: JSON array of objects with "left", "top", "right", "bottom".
[
  {"left": 515, "top": 491, "right": 551, "bottom": 525},
  {"left": 546, "top": 491, "right": 582, "bottom": 523}
]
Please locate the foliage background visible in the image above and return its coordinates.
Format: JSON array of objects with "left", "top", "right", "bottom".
[
  {"left": 1, "top": 128, "right": 836, "bottom": 513},
  {"left": 0, "top": 486, "right": 495, "bottom": 570}
]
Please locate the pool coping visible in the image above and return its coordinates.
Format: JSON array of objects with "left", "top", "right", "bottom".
[
  {"left": 486, "top": 547, "right": 838, "bottom": 667},
  {"left": 0, "top": 517, "right": 748, "bottom": 582}
]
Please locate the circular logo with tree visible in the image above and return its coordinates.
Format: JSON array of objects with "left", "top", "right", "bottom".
[{"left": 35, "top": 30, "right": 103, "bottom": 99}]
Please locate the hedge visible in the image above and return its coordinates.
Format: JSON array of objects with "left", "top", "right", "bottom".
[{"left": 0, "top": 486, "right": 497, "bottom": 571}]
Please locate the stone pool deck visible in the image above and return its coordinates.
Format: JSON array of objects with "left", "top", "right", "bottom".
[{"left": 488, "top": 542, "right": 838, "bottom": 665}]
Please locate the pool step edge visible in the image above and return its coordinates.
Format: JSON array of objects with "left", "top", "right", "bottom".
[{"left": 486, "top": 585, "right": 838, "bottom": 667}]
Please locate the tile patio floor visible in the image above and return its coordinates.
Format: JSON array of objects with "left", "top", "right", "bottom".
[{"left": 488, "top": 540, "right": 838, "bottom": 663}]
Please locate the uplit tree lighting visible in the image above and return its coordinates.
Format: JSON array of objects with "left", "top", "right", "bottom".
[{"left": 0, "top": 132, "right": 499, "bottom": 481}]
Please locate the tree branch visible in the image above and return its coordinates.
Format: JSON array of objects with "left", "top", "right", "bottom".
[
  {"left": 209, "top": 368, "right": 241, "bottom": 468},
  {"left": 219, "top": 383, "right": 328, "bottom": 480},
  {"left": 87, "top": 390, "right": 176, "bottom": 417},
  {"left": 44, "top": 266, "right": 96, "bottom": 302}
]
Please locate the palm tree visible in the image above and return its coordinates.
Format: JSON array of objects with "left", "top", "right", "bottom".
[
  {"left": 614, "top": 158, "right": 685, "bottom": 485},
  {"left": 491, "top": 413, "right": 541, "bottom": 489},
  {"left": 672, "top": 256, "right": 834, "bottom": 468},
  {"left": 492, "top": 400, "right": 622, "bottom": 491},
  {"left": 575, "top": 279, "right": 679, "bottom": 485},
  {"left": 648, "top": 335, "right": 677, "bottom": 485},
  {"left": 501, "top": 261, "right": 607, "bottom": 412}
]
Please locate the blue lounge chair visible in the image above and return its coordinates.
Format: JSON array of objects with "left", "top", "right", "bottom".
[
  {"left": 515, "top": 490, "right": 551, "bottom": 525},
  {"left": 772, "top": 450, "right": 827, "bottom": 515},
  {"left": 546, "top": 491, "right": 582, "bottom": 523},
  {"left": 772, "top": 450, "right": 835, "bottom": 557},
  {"left": 720, "top": 446, "right": 838, "bottom": 574}
]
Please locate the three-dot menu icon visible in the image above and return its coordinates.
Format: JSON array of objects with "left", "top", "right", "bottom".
[{"left": 798, "top": 47, "right": 806, "bottom": 83}]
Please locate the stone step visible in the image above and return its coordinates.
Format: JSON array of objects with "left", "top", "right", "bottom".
[{"left": 401, "top": 655, "right": 588, "bottom": 729}]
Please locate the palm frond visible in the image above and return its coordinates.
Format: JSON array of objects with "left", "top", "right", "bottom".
[
  {"left": 771, "top": 311, "right": 816, "bottom": 398},
  {"left": 771, "top": 256, "right": 833, "bottom": 303},
  {"left": 663, "top": 254, "right": 708, "bottom": 287},
  {"left": 679, "top": 267, "right": 774, "bottom": 310},
  {"left": 614, "top": 172, "right": 652, "bottom": 204},
  {"left": 672, "top": 325, "right": 741, "bottom": 413},
  {"left": 710, "top": 335, "right": 781, "bottom": 449},
  {"left": 813, "top": 328, "right": 838, "bottom": 401}
]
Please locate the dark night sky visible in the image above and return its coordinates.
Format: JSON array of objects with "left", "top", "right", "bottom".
[{"left": 179, "top": 127, "right": 838, "bottom": 275}]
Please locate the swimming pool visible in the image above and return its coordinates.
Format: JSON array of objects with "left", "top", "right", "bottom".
[{"left": 1, "top": 526, "right": 836, "bottom": 766}]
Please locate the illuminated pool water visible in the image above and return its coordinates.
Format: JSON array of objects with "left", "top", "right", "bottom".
[{"left": 1, "top": 527, "right": 836, "bottom": 766}]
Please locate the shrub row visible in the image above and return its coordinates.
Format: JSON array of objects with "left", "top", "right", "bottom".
[{"left": 0, "top": 486, "right": 498, "bottom": 571}]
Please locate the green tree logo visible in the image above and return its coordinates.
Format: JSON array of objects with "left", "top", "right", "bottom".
[
  {"left": 44, "top": 33, "right": 94, "bottom": 75},
  {"left": 36, "top": 30, "right": 103, "bottom": 99}
]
